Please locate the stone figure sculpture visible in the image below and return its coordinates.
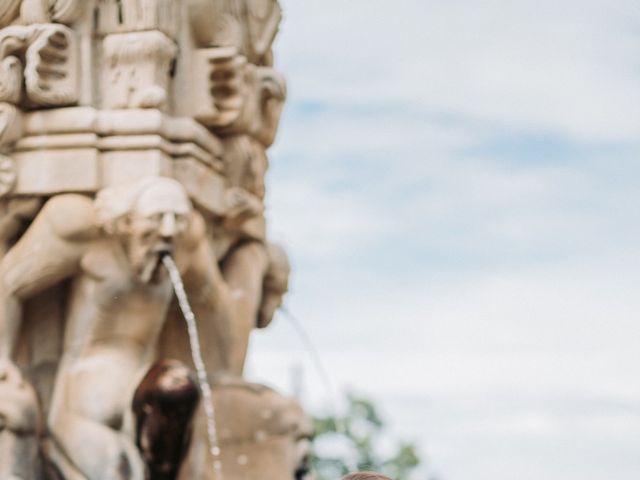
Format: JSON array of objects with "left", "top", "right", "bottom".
[
  {"left": 0, "top": 1, "right": 312, "bottom": 478},
  {"left": 0, "top": 177, "right": 231, "bottom": 478},
  {"left": 0, "top": 360, "right": 41, "bottom": 480}
]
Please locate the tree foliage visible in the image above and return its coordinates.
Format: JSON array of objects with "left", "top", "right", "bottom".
[{"left": 311, "top": 393, "right": 421, "bottom": 480}]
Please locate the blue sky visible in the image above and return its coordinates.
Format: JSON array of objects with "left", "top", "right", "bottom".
[{"left": 246, "top": 1, "right": 640, "bottom": 479}]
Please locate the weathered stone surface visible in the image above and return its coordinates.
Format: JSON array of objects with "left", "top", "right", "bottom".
[{"left": 0, "top": 1, "right": 301, "bottom": 479}]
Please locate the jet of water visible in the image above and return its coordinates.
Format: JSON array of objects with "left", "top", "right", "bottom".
[
  {"left": 162, "top": 255, "right": 223, "bottom": 480},
  {"left": 280, "top": 307, "right": 357, "bottom": 472}
]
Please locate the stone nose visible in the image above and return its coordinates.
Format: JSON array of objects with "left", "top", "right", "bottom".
[{"left": 159, "top": 213, "right": 178, "bottom": 239}]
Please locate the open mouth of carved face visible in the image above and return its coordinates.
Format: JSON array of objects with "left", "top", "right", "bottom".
[{"left": 139, "top": 244, "right": 173, "bottom": 284}]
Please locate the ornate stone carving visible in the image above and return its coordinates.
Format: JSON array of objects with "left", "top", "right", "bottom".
[
  {"left": 0, "top": 1, "right": 21, "bottom": 29},
  {"left": 0, "top": 24, "right": 79, "bottom": 107},
  {"left": 0, "top": 103, "right": 21, "bottom": 150},
  {"left": 102, "top": 30, "right": 177, "bottom": 109},
  {"left": 0, "top": 56, "right": 21, "bottom": 104},
  {"left": 191, "top": 47, "right": 248, "bottom": 128},
  {"left": 245, "top": 0, "right": 282, "bottom": 64},
  {"left": 0, "top": 178, "right": 240, "bottom": 478},
  {"left": 96, "top": 0, "right": 180, "bottom": 39},
  {"left": 1, "top": 0, "right": 84, "bottom": 30},
  {"left": 188, "top": 0, "right": 282, "bottom": 65},
  {"left": 0, "top": 1, "right": 303, "bottom": 478},
  {"left": 0, "top": 360, "right": 41, "bottom": 480},
  {"left": 222, "top": 241, "right": 290, "bottom": 374},
  {"left": 49, "top": 0, "right": 85, "bottom": 24}
]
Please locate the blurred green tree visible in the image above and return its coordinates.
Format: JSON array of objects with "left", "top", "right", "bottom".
[{"left": 311, "top": 393, "right": 421, "bottom": 480}]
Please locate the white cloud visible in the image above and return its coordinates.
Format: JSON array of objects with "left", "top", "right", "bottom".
[
  {"left": 277, "top": 0, "right": 640, "bottom": 141},
  {"left": 250, "top": 1, "right": 640, "bottom": 479}
]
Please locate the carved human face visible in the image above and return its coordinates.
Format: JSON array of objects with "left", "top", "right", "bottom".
[
  {"left": 120, "top": 183, "right": 191, "bottom": 283},
  {"left": 257, "top": 267, "right": 289, "bottom": 328}
]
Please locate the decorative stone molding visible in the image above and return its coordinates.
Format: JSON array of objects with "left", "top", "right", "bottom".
[
  {"left": 95, "top": 0, "right": 181, "bottom": 39},
  {"left": 102, "top": 30, "right": 177, "bottom": 109},
  {"left": 191, "top": 47, "right": 248, "bottom": 128},
  {"left": 0, "top": 24, "right": 78, "bottom": 107}
]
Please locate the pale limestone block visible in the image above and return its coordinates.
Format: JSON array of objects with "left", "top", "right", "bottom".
[
  {"left": 96, "top": 109, "right": 224, "bottom": 159},
  {"left": 22, "top": 107, "right": 98, "bottom": 135},
  {"left": 98, "top": 134, "right": 216, "bottom": 168},
  {"left": 15, "top": 133, "right": 98, "bottom": 151},
  {"left": 101, "top": 149, "right": 173, "bottom": 187},
  {"left": 13, "top": 148, "right": 99, "bottom": 194}
]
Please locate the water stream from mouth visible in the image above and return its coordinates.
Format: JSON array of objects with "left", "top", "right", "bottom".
[{"left": 162, "top": 255, "right": 223, "bottom": 480}]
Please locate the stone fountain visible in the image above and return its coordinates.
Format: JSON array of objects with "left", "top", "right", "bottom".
[{"left": 0, "top": 1, "right": 312, "bottom": 479}]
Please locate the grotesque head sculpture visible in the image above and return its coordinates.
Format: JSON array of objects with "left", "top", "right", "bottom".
[
  {"left": 257, "top": 243, "right": 290, "bottom": 328},
  {"left": 96, "top": 177, "right": 192, "bottom": 283}
]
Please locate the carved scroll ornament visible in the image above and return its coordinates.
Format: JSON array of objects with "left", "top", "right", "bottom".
[{"left": 0, "top": 24, "right": 78, "bottom": 107}]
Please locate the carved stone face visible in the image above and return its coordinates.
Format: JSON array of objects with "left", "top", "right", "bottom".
[
  {"left": 118, "top": 182, "right": 192, "bottom": 283},
  {"left": 257, "top": 248, "right": 289, "bottom": 328},
  {"left": 257, "top": 285, "right": 286, "bottom": 328}
]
